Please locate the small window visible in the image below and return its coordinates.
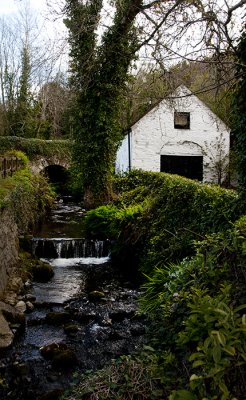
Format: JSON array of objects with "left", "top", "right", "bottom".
[{"left": 174, "top": 112, "right": 190, "bottom": 129}]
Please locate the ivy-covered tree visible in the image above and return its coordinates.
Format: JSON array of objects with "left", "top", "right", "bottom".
[
  {"left": 64, "top": 0, "right": 141, "bottom": 206},
  {"left": 14, "top": 45, "right": 34, "bottom": 137},
  {"left": 64, "top": 0, "right": 246, "bottom": 207},
  {"left": 233, "top": 23, "right": 246, "bottom": 199}
]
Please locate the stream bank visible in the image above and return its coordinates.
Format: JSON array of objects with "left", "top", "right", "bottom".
[{"left": 0, "top": 199, "right": 147, "bottom": 400}]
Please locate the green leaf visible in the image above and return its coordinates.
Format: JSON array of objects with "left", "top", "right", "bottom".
[
  {"left": 169, "top": 390, "right": 197, "bottom": 400},
  {"left": 190, "top": 374, "right": 202, "bottom": 381},
  {"left": 223, "top": 345, "right": 236, "bottom": 356},
  {"left": 219, "top": 382, "right": 229, "bottom": 396},
  {"left": 212, "top": 345, "right": 221, "bottom": 363},
  {"left": 234, "top": 304, "right": 246, "bottom": 313},
  {"left": 189, "top": 352, "right": 204, "bottom": 361},
  {"left": 212, "top": 330, "right": 226, "bottom": 346},
  {"left": 192, "top": 360, "right": 205, "bottom": 368}
]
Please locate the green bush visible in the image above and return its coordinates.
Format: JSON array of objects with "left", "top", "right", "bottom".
[
  {"left": 87, "top": 170, "right": 241, "bottom": 274},
  {"left": 140, "top": 217, "right": 246, "bottom": 400}
]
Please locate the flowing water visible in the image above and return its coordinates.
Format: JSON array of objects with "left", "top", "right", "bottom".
[{"left": 0, "top": 199, "right": 147, "bottom": 400}]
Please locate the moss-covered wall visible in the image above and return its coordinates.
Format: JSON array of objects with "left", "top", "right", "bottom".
[{"left": 0, "top": 136, "right": 72, "bottom": 163}]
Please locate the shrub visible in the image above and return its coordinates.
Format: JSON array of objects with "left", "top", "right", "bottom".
[
  {"left": 0, "top": 151, "right": 54, "bottom": 232},
  {"left": 87, "top": 170, "right": 241, "bottom": 274},
  {"left": 140, "top": 217, "right": 246, "bottom": 400}
]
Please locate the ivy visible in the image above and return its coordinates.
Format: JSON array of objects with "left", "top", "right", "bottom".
[
  {"left": 0, "top": 136, "right": 72, "bottom": 162},
  {"left": 64, "top": 0, "right": 141, "bottom": 207}
]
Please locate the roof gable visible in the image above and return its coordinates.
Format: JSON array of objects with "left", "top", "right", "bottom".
[{"left": 131, "top": 85, "right": 229, "bottom": 131}]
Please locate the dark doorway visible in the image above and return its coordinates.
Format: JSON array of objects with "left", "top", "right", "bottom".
[{"left": 160, "top": 155, "right": 203, "bottom": 181}]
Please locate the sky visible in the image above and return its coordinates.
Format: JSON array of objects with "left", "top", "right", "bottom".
[
  {"left": 0, "top": 0, "right": 66, "bottom": 38},
  {"left": 0, "top": 0, "right": 48, "bottom": 16}
]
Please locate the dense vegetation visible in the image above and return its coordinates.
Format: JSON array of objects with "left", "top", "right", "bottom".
[
  {"left": 63, "top": 170, "right": 246, "bottom": 400},
  {"left": 0, "top": 150, "right": 54, "bottom": 232},
  {"left": 0, "top": 136, "right": 71, "bottom": 162},
  {"left": 85, "top": 170, "right": 241, "bottom": 275}
]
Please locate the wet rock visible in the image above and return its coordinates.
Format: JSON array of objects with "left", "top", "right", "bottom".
[
  {"left": 15, "top": 301, "right": 26, "bottom": 313},
  {"left": 76, "top": 310, "right": 97, "bottom": 323},
  {"left": 52, "top": 349, "right": 78, "bottom": 370},
  {"left": 26, "top": 301, "right": 34, "bottom": 312},
  {"left": 88, "top": 290, "right": 106, "bottom": 301},
  {"left": 24, "top": 280, "right": 32, "bottom": 289},
  {"left": 0, "top": 312, "right": 14, "bottom": 348},
  {"left": 12, "top": 361, "right": 29, "bottom": 376},
  {"left": 109, "top": 309, "right": 135, "bottom": 322},
  {"left": 24, "top": 294, "right": 36, "bottom": 302},
  {"left": 40, "top": 343, "right": 68, "bottom": 360},
  {"left": 32, "top": 261, "right": 54, "bottom": 282},
  {"left": 45, "top": 312, "right": 70, "bottom": 325},
  {"left": 63, "top": 324, "right": 79, "bottom": 335},
  {"left": 130, "top": 325, "right": 146, "bottom": 336}
]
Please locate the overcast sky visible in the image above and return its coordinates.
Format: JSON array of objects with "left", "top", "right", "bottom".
[{"left": 0, "top": 0, "right": 48, "bottom": 15}]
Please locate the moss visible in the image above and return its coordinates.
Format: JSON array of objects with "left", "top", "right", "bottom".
[
  {"left": 0, "top": 161, "right": 55, "bottom": 232},
  {"left": 31, "top": 261, "right": 54, "bottom": 282},
  {"left": 18, "top": 252, "right": 54, "bottom": 283}
]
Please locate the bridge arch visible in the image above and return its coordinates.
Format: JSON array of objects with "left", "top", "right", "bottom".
[{"left": 29, "top": 156, "right": 71, "bottom": 195}]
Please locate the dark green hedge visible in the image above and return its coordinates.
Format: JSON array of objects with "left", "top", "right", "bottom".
[{"left": 86, "top": 170, "right": 241, "bottom": 274}]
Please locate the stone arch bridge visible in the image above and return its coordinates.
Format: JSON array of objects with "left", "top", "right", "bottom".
[{"left": 0, "top": 136, "right": 73, "bottom": 190}]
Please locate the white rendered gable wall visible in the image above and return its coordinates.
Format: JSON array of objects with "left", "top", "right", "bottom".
[{"left": 116, "top": 86, "right": 230, "bottom": 183}]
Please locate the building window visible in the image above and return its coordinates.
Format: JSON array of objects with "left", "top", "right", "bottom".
[{"left": 174, "top": 112, "right": 190, "bottom": 129}]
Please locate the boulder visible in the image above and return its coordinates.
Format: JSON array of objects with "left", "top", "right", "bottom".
[
  {"left": 88, "top": 290, "right": 106, "bottom": 302},
  {"left": 15, "top": 300, "right": 26, "bottom": 313},
  {"left": 0, "top": 300, "right": 25, "bottom": 325},
  {"left": 0, "top": 312, "right": 14, "bottom": 349},
  {"left": 32, "top": 261, "right": 54, "bottom": 282}
]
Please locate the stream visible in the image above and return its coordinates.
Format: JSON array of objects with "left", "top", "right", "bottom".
[{"left": 0, "top": 199, "right": 147, "bottom": 400}]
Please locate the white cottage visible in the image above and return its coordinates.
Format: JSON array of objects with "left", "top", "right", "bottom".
[{"left": 116, "top": 85, "right": 230, "bottom": 184}]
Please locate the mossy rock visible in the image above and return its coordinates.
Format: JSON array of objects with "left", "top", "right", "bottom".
[
  {"left": 40, "top": 342, "right": 68, "bottom": 360},
  {"left": 31, "top": 261, "right": 54, "bottom": 282},
  {"left": 88, "top": 290, "right": 105, "bottom": 302},
  {"left": 64, "top": 323, "right": 79, "bottom": 335}
]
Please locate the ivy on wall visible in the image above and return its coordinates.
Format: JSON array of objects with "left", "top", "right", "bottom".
[{"left": 0, "top": 136, "right": 72, "bottom": 162}]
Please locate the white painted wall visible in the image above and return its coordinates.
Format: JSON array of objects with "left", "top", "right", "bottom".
[{"left": 116, "top": 85, "right": 230, "bottom": 183}]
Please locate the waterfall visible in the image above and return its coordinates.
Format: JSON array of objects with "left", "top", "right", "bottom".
[{"left": 32, "top": 238, "right": 111, "bottom": 259}]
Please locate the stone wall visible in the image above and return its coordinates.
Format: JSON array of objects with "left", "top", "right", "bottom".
[{"left": 0, "top": 208, "right": 19, "bottom": 295}]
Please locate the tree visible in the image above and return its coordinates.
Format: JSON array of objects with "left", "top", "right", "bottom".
[
  {"left": 233, "top": 23, "right": 246, "bottom": 199},
  {"left": 64, "top": 0, "right": 246, "bottom": 207},
  {"left": 0, "top": 1, "right": 68, "bottom": 138}
]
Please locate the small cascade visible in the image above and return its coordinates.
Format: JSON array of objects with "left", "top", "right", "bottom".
[{"left": 32, "top": 238, "right": 111, "bottom": 259}]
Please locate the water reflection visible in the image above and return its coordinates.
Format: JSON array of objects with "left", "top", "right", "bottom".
[{"left": 32, "top": 257, "right": 110, "bottom": 304}]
